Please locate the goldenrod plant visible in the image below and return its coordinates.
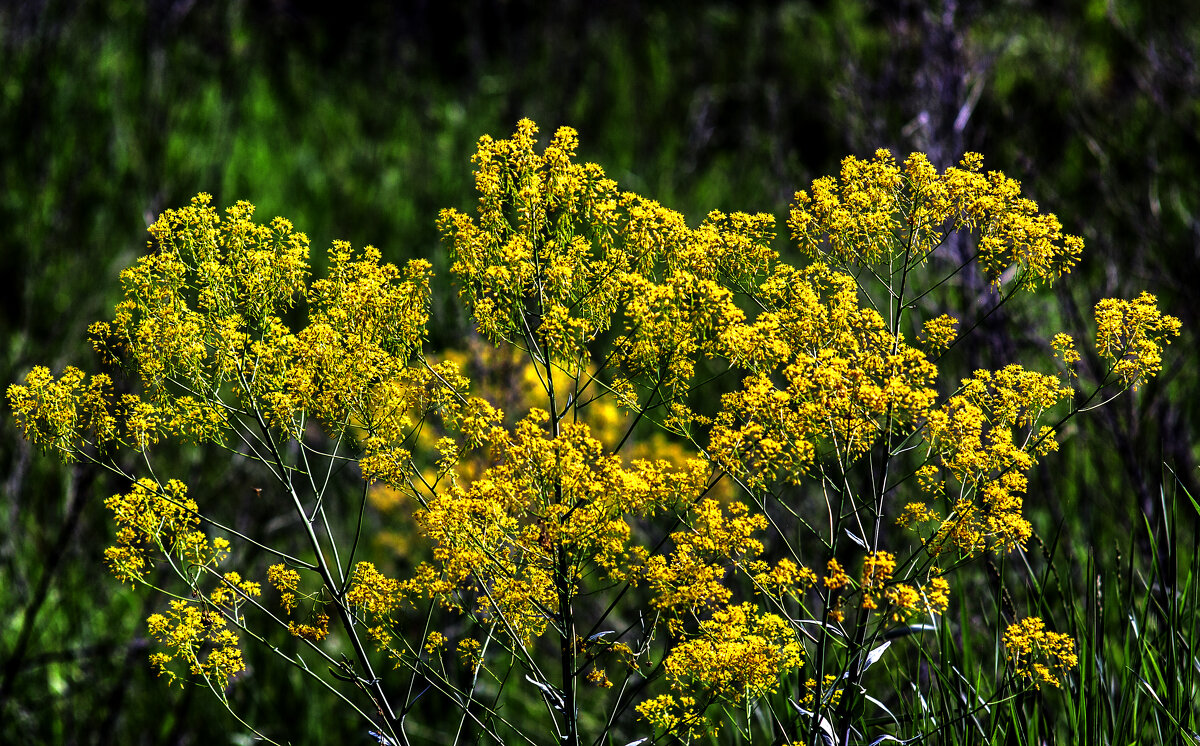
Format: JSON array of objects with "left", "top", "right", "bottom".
[{"left": 8, "top": 120, "right": 1180, "bottom": 745}]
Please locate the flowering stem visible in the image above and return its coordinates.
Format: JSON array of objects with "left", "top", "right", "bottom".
[{"left": 248, "top": 402, "right": 398, "bottom": 734}]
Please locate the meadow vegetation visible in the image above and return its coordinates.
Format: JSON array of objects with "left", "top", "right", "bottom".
[
  {"left": 3, "top": 3, "right": 1198, "bottom": 744},
  {"left": 9, "top": 119, "right": 1189, "bottom": 744}
]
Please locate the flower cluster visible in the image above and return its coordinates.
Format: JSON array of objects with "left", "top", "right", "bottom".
[
  {"left": 88, "top": 193, "right": 433, "bottom": 444},
  {"left": 1003, "top": 616, "right": 1078, "bottom": 689},
  {"left": 263, "top": 563, "right": 330, "bottom": 641},
  {"left": 857, "top": 551, "right": 950, "bottom": 621},
  {"left": 711, "top": 262, "right": 939, "bottom": 488},
  {"left": 291, "top": 242, "right": 432, "bottom": 433},
  {"left": 1094, "top": 292, "right": 1181, "bottom": 388},
  {"left": 103, "top": 478, "right": 222, "bottom": 584},
  {"left": 789, "top": 150, "right": 1083, "bottom": 290},
  {"left": 147, "top": 600, "right": 246, "bottom": 690},
  {"left": 439, "top": 118, "right": 778, "bottom": 433},
  {"left": 908, "top": 365, "right": 1071, "bottom": 555},
  {"left": 648, "top": 499, "right": 766, "bottom": 619},
  {"left": 8, "top": 366, "right": 117, "bottom": 457},
  {"left": 209, "top": 571, "right": 262, "bottom": 620},
  {"left": 406, "top": 411, "right": 711, "bottom": 646},
  {"left": 99, "top": 478, "right": 253, "bottom": 686},
  {"left": 789, "top": 149, "right": 905, "bottom": 265},
  {"left": 639, "top": 603, "right": 804, "bottom": 736},
  {"left": 921, "top": 314, "right": 959, "bottom": 353}
]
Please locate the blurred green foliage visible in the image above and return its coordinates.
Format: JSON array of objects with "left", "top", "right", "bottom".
[{"left": 2, "top": 0, "right": 1197, "bottom": 743}]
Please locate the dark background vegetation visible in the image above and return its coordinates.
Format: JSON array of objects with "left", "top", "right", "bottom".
[{"left": 2, "top": 0, "right": 1197, "bottom": 742}]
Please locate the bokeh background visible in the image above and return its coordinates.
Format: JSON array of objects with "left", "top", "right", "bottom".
[{"left": 2, "top": 0, "right": 1197, "bottom": 742}]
